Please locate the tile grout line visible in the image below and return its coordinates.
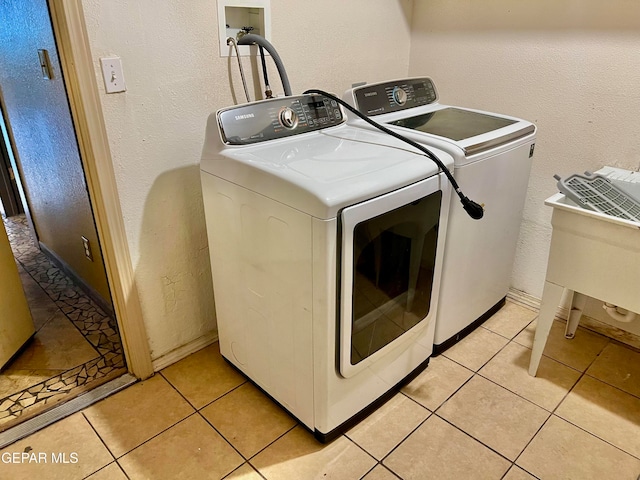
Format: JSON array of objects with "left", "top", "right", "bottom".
[
  {"left": 195, "top": 409, "right": 249, "bottom": 466},
  {"left": 503, "top": 335, "right": 640, "bottom": 473},
  {"left": 448, "top": 313, "right": 538, "bottom": 373},
  {"left": 508, "top": 406, "right": 556, "bottom": 476},
  {"left": 80, "top": 373, "right": 199, "bottom": 461},
  {"left": 551, "top": 412, "right": 640, "bottom": 463},
  {"left": 583, "top": 370, "right": 640, "bottom": 402},
  {"left": 390, "top": 362, "right": 479, "bottom": 471},
  {"left": 433, "top": 412, "right": 516, "bottom": 466},
  {"left": 115, "top": 460, "right": 132, "bottom": 480},
  {"left": 112, "top": 410, "right": 200, "bottom": 460},
  {"left": 158, "top": 367, "right": 308, "bottom": 475},
  {"left": 474, "top": 365, "right": 573, "bottom": 414},
  {"left": 376, "top": 409, "right": 435, "bottom": 471},
  {"left": 444, "top": 327, "right": 565, "bottom": 476},
  {"left": 80, "top": 411, "right": 115, "bottom": 464},
  {"left": 579, "top": 338, "right": 640, "bottom": 400},
  {"left": 341, "top": 434, "right": 381, "bottom": 477},
  {"left": 245, "top": 422, "right": 298, "bottom": 463},
  {"left": 157, "top": 367, "right": 259, "bottom": 466},
  {"left": 79, "top": 459, "right": 131, "bottom": 480},
  {"left": 357, "top": 460, "right": 403, "bottom": 480},
  {"left": 222, "top": 461, "right": 267, "bottom": 480},
  {"left": 443, "top": 317, "right": 640, "bottom": 474},
  {"left": 154, "top": 370, "right": 257, "bottom": 468},
  {"left": 499, "top": 465, "right": 541, "bottom": 480},
  {"left": 425, "top": 325, "right": 549, "bottom": 476},
  {"left": 445, "top": 319, "right": 603, "bottom": 416}
]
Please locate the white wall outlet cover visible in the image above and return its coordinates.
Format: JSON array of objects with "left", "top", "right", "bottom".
[{"left": 100, "top": 56, "right": 127, "bottom": 93}]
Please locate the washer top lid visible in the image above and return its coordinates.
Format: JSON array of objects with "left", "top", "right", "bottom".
[
  {"left": 201, "top": 122, "right": 453, "bottom": 219},
  {"left": 388, "top": 107, "right": 535, "bottom": 156},
  {"left": 389, "top": 108, "right": 517, "bottom": 142},
  {"left": 344, "top": 78, "right": 536, "bottom": 158}
]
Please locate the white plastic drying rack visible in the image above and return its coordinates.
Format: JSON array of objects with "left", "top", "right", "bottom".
[{"left": 554, "top": 170, "right": 640, "bottom": 222}]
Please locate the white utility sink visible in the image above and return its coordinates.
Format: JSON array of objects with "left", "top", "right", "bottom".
[{"left": 529, "top": 167, "right": 640, "bottom": 376}]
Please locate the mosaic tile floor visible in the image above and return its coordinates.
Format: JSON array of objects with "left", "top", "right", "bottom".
[{"left": 0, "top": 215, "right": 126, "bottom": 431}]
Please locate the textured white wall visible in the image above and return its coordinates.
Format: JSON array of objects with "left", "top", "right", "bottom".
[
  {"left": 409, "top": 0, "right": 640, "bottom": 310},
  {"left": 80, "top": 0, "right": 413, "bottom": 360}
]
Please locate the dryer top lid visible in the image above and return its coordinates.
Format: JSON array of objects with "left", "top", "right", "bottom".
[{"left": 201, "top": 124, "right": 454, "bottom": 219}]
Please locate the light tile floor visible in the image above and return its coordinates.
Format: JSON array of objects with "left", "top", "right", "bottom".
[{"left": 2, "top": 301, "right": 640, "bottom": 479}]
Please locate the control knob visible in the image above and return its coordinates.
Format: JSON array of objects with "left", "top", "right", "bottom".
[
  {"left": 279, "top": 107, "right": 298, "bottom": 129},
  {"left": 392, "top": 87, "right": 407, "bottom": 106}
]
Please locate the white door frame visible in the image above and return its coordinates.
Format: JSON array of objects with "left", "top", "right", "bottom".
[{"left": 48, "top": 0, "right": 153, "bottom": 379}]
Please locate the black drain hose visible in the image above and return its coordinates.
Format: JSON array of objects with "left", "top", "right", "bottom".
[
  {"left": 238, "top": 34, "right": 292, "bottom": 96},
  {"left": 303, "top": 88, "right": 484, "bottom": 220}
]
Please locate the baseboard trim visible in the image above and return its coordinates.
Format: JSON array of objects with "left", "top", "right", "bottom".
[
  {"left": 38, "top": 241, "right": 114, "bottom": 317},
  {"left": 506, "top": 288, "right": 542, "bottom": 313},
  {"left": 507, "top": 288, "right": 640, "bottom": 349},
  {"left": 579, "top": 316, "right": 640, "bottom": 350},
  {"left": 508, "top": 287, "right": 570, "bottom": 320},
  {"left": 152, "top": 331, "right": 219, "bottom": 372}
]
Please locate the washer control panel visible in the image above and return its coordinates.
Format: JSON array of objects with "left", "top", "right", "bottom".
[
  {"left": 351, "top": 78, "right": 438, "bottom": 116},
  {"left": 218, "top": 95, "right": 344, "bottom": 145}
]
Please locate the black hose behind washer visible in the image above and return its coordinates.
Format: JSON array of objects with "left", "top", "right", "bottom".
[
  {"left": 303, "top": 89, "right": 484, "bottom": 220},
  {"left": 237, "top": 34, "right": 292, "bottom": 96},
  {"left": 258, "top": 46, "right": 272, "bottom": 98}
]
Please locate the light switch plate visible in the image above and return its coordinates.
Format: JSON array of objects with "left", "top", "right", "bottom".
[{"left": 100, "top": 56, "right": 126, "bottom": 93}]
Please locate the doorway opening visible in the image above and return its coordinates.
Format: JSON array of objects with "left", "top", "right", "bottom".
[
  {"left": 0, "top": 0, "right": 128, "bottom": 430},
  {"left": 0, "top": 132, "right": 126, "bottom": 433}
]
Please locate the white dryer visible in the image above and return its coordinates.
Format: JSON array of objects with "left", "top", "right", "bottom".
[
  {"left": 344, "top": 78, "right": 537, "bottom": 353},
  {"left": 200, "top": 94, "right": 453, "bottom": 441}
]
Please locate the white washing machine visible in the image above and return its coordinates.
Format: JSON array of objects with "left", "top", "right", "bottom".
[
  {"left": 200, "top": 93, "right": 453, "bottom": 441},
  {"left": 344, "top": 78, "right": 537, "bottom": 353}
]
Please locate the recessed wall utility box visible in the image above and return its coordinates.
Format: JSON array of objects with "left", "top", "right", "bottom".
[{"left": 217, "top": 0, "right": 271, "bottom": 57}]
